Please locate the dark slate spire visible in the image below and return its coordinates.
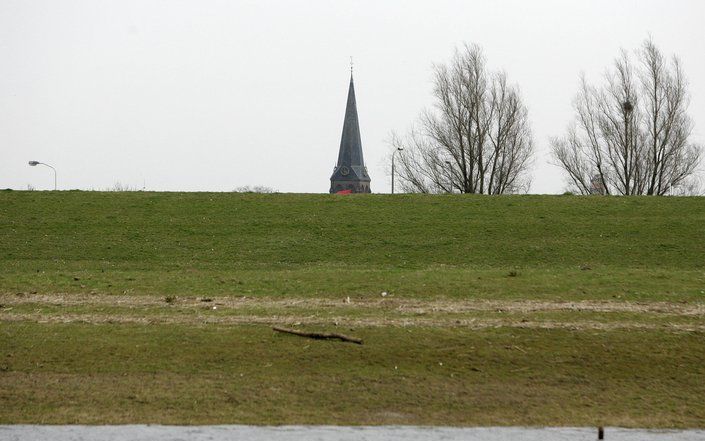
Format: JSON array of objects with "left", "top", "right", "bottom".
[
  {"left": 329, "top": 74, "right": 371, "bottom": 193},
  {"left": 337, "top": 76, "right": 364, "bottom": 167}
]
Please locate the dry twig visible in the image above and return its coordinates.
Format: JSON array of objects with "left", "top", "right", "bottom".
[{"left": 272, "top": 326, "right": 363, "bottom": 345}]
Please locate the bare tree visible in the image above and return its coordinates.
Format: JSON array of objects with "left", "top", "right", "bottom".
[
  {"left": 391, "top": 44, "right": 534, "bottom": 194},
  {"left": 551, "top": 39, "right": 702, "bottom": 195}
]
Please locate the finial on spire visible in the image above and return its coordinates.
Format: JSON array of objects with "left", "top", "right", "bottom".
[{"left": 350, "top": 56, "right": 353, "bottom": 75}]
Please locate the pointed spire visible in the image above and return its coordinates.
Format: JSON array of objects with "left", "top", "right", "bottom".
[
  {"left": 336, "top": 75, "right": 365, "bottom": 168},
  {"left": 329, "top": 70, "right": 371, "bottom": 193}
]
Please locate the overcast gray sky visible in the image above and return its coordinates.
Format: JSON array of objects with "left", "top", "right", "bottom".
[{"left": 2, "top": 0, "right": 704, "bottom": 193}]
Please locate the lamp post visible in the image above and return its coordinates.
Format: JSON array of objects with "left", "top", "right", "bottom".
[
  {"left": 445, "top": 161, "right": 453, "bottom": 193},
  {"left": 28, "top": 161, "right": 57, "bottom": 190},
  {"left": 391, "top": 147, "right": 403, "bottom": 194},
  {"left": 622, "top": 100, "right": 633, "bottom": 195}
]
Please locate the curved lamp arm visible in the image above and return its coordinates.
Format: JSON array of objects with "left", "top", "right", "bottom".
[
  {"left": 391, "top": 147, "right": 404, "bottom": 194},
  {"left": 28, "top": 161, "right": 57, "bottom": 190}
]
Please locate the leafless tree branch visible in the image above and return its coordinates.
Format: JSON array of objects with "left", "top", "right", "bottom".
[
  {"left": 390, "top": 44, "right": 534, "bottom": 194},
  {"left": 551, "top": 39, "right": 702, "bottom": 195}
]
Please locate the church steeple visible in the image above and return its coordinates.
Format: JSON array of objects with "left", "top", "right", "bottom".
[{"left": 329, "top": 73, "right": 371, "bottom": 193}]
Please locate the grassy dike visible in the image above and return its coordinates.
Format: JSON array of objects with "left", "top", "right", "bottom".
[{"left": 1, "top": 191, "right": 704, "bottom": 426}]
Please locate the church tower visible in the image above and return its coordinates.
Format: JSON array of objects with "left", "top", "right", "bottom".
[{"left": 329, "top": 73, "right": 371, "bottom": 193}]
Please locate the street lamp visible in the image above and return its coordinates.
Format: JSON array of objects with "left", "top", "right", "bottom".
[
  {"left": 391, "top": 147, "right": 404, "bottom": 194},
  {"left": 445, "top": 161, "right": 453, "bottom": 193},
  {"left": 28, "top": 161, "right": 57, "bottom": 190},
  {"left": 622, "top": 100, "right": 633, "bottom": 194}
]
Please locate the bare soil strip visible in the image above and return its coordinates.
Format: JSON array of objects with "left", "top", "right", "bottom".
[
  {"left": 2, "top": 293, "right": 704, "bottom": 315},
  {"left": 2, "top": 311, "right": 704, "bottom": 332},
  {"left": 3, "top": 293, "right": 703, "bottom": 331}
]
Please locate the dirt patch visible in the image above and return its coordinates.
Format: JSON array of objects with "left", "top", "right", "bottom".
[
  {"left": 2, "top": 293, "right": 704, "bottom": 315},
  {"left": 3, "top": 293, "right": 703, "bottom": 331},
  {"left": 2, "top": 311, "right": 704, "bottom": 332}
]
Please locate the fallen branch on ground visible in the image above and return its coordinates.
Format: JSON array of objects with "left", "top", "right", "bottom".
[{"left": 272, "top": 326, "right": 363, "bottom": 344}]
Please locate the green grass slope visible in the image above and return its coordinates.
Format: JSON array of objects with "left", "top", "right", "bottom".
[
  {"left": 1, "top": 191, "right": 704, "bottom": 300},
  {"left": 1, "top": 191, "right": 704, "bottom": 426}
]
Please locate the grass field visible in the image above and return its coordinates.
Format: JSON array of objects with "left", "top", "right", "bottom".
[{"left": 1, "top": 191, "right": 704, "bottom": 426}]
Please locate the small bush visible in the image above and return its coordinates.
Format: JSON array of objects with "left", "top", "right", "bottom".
[{"left": 233, "top": 185, "right": 277, "bottom": 194}]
